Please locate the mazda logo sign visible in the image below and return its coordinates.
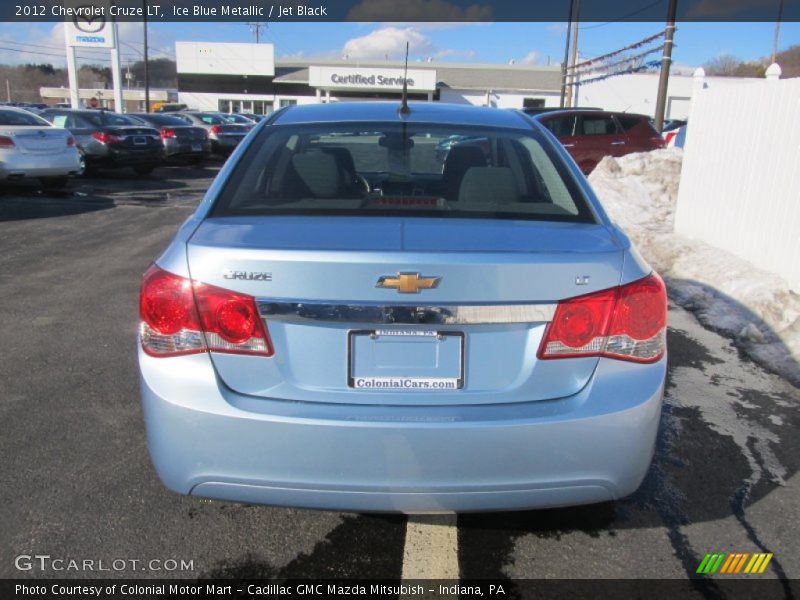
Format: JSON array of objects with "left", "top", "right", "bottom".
[{"left": 73, "top": 10, "right": 106, "bottom": 33}]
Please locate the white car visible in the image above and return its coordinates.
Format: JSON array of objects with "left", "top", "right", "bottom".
[{"left": 0, "top": 106, "right": 81, "bottom": 189}]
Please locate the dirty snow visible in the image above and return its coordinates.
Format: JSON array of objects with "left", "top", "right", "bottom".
[{"left": 589, "top": 149, "right": 800, "bottom": 386}]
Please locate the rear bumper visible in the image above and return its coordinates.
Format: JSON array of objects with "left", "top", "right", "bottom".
[
  {"left": 139, "top": 348, "right": 665, "bottom": 513},
  {"left": 87, "top": 147, "right": 162, "bottom": 167},
  {"left": 210, "top": 136, "right": 244, "bottom": 152},
  {"left": 0, "top": 150, "right": 81, "bottom": 179},
  {"left": 163, "top": 140, "right": 212, "bottom": 159}
]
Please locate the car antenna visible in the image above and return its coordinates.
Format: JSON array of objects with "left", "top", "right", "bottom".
[{"left": 399, "top": 42, "right": 410, "bottom": 116}]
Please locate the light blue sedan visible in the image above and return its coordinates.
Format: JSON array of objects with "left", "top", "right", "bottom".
[{"left": 138, "top": 102, "right": 667, "bottom": 513}]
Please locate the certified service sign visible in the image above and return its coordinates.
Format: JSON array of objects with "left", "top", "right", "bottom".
[{"left": 64, "top": 1, "right": 116, "bottom": 49}]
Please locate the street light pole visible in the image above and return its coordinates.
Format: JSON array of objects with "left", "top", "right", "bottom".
[
  {"left": 143, "top": 0, "right": 150, "bottom": 112},
  {"left": 654, "top": 0, "right": 678, "bottom": 133}
]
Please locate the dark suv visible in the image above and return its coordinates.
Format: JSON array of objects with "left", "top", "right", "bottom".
[
  {"left": 531, "top": 110, "right": 665, "bottom": 174},
  {"left": 39, "top": 109, "right": 163, "bottom": 175}
]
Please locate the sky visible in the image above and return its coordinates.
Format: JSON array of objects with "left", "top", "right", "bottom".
[{"left": 0, "top": 20, "right": 797, "bottom": 71}]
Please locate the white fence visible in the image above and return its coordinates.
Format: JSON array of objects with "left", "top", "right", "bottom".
[{"left": 674, "top": 69, "right": 800, "bottom": 291}]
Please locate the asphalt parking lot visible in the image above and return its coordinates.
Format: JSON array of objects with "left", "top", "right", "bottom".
[{"left": 1, "top": 166, "right": 798, "bottom": 589}]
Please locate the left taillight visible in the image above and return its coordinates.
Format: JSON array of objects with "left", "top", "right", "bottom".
[
  {"left": 66, "top": 135, "right": 76, "bottom": 146},
  {"left": 538, "top": 273, "right": 667, "bottom": 364},
  {"left": 139, "top": 264, "right": 273, "bottom": 358}
]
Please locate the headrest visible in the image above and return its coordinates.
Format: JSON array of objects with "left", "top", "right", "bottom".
[
  {"left": 458, "top": 167, "right": 519, "bottom": 205},
  {"left": 291, "top": 152, "right": 340, "bottom": 198}
]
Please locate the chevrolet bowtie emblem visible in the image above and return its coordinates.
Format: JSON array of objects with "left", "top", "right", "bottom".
[{"left": 376, "top": 273, "right": 441, "bottom": 294}]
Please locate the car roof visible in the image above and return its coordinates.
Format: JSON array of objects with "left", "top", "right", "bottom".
[
  {"left": 0, "top": 105, "right": 40, "bottom": 114},
  {"left": 272, "top": 102, "right": 534, "bottom": 130},
  {"left": 41, "top": 108, "right": 112, "bottom": 115},
  {"left": 533, "top": 109, "right": 650, "bottom": 120}
]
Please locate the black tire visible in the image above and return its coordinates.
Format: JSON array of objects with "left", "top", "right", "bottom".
[
  {"left": 40, "top": 176, "right": 70, "bottom": 190},
  {"left": 133, "top": 165, "right": 155, "bottom": 176},
  {"left": 76, "top": 154, "right": 87, "bottom": 177}
]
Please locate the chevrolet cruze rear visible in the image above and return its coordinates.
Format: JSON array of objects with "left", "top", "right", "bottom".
[{"left": 138, "top": 102, "right": 666, "bottom": 512}]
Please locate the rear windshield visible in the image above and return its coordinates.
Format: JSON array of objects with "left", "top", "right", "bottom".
[
  {"left": 212, "top": 122, "right": 594, "bottom": 223},
  {"left": 82, "top": 112, "right": 137, "bottom": 127},
  {"left": 130, "top": 114, "right": 187, "bottom": 127},
  {"left": 0, "top": 109, "right": 50, "bottom": 126},
  {"left": 194, "top": 113, "right": 229, "bottom": 125}
]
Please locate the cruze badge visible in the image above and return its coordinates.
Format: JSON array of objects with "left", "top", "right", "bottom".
[
  {"left": 376, "top": 273, "right": 441, "bottom": 294},
  {"left": 223, "top": 270, "right": 272, "bottom": 281}
]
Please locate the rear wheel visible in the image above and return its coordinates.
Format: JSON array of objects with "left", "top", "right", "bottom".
[
  {"left": 133, "top": 165, "right": 155, "bottom": 176},
  {"left": 40, "top": 176, "right": 69, "bottom": 190},
  {"left": 76, "top": 153, "right": 87, "bottom": 177}
]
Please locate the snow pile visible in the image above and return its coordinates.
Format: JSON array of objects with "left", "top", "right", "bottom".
[{"left": 589, "top": 149, "right": 800, "bottom": 386}]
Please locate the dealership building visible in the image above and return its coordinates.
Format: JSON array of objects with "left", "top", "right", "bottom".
[
  {"left": 35, "top": 41, "right": 757, "bottom": 119},
  {"left": 175, "top": 41, "right": 569, "bottom": 114},
  {"left": 171, "top": 41, "right": 750, "bottom": 120}
]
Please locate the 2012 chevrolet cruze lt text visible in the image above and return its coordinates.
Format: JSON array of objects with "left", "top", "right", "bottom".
[{"left": 138, "top": 102, "right": 667, "bottom": 513}]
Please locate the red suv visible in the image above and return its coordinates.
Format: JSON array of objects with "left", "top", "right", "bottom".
[{"left": 531, "top": 110, "right": 665, "bottom": 175}]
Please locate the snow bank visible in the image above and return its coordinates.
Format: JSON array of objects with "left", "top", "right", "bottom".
[{"left": 589, "top": 149, "right": 800, "bottom": 386}]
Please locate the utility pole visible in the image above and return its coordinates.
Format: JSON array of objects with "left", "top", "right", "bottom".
[
  {"left": 143, "top": 0, "right": 150, "bottom": 112},
  {"left": 248, "top": 23, "right": 266, "bottom": 43},
  {"left": 653, "top": 0, "right": 678, "bottom": 132},
  {"left": 559, "top": 0, "right": 575, "bottom": 108},
  {"left": 565, "top": 0, "right": 581, "bottom": 108},
  {"left": 771, "top": 0, "right": 785, "bottom": 64}
]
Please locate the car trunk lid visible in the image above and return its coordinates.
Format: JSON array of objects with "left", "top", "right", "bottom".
[
  {"left": 5, "top": 128, "right": 69, "bottom": 154},
  {"left": 186, "top": 216, "right": 623, "bottom": 406}
]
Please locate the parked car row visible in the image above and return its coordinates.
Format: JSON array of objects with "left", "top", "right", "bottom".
[{"left": 0, "top": 108, "right": 261, "bottom": 187}]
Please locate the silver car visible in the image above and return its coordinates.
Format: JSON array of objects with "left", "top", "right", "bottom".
[
  {"left": 139, "top": 102, "right": 667, "bottom": 513},
  {"left": 0, "top": 107, "right": 81, "bottom": 188},
  {"left": 170, "top": 112, "right": 250, "bottom": 155}
]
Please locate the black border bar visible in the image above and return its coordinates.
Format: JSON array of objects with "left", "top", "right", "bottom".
[{"left": 6, "top": 0, "right": 800, "bottom": 22}]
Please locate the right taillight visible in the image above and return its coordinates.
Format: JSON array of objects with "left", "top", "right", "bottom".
[
  {"left": 539, "top": 273, "right": 667, "bottom": 363},
  {"left": 139, "top": 265, "right": 273, "bottom": 358},
  {"left": 209, "top": 125, "right": 222, "bottom": 135},
  {"left": 160, "top": 127, "right": 176, "bottom": 139},
  {"left": 0, "top": 135, "right": 15, "bottom": 148}
]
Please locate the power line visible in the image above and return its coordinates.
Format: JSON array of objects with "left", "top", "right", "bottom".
[
  {"left": 0, "top": 38, "right": 172, "bottom": 63},
  {"left": 0, "top": 40, "right": 142, "bottom": 64},
  {"left": 581, "top": 0, "right": 666, "bottom": 29}
]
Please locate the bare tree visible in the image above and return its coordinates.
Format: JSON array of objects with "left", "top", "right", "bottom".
[{"left": 703, "top": 54, "right": 744, "bottom": 76}]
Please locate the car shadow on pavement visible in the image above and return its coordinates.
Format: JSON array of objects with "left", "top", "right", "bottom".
[
  {"left": 0, "top": 187, "right": 116, "bottom": 222},
  {"left": 459, "top": 288, "right": 799, "bottom": 589}
]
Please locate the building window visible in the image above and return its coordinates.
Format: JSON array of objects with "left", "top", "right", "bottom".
[
  {"left": 523, "top": 98, "right": 545, "bottom": 108},
  {"left": 279, "top": 99, "right": 297, "bottom": 108},
  {"left": 253, "top": 100, "right": 274, "bottom": 115},
  {"left": 218, "top": 99, "right": 232, "bottom": 113}
]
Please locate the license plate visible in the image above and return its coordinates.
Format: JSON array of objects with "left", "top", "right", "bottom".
[
  {"left": 348, "top": 330, "right": 464, "bottom": 390},
  {"left": 133, "top": 136, "right": 147, "bottom": 145},
  {"left": 191, "top": 143, "right": 202, "bottom": 152}
]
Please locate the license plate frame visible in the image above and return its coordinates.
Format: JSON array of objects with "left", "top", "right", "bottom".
[
  {"left": 347, "top": 329, "right": 465, "bottom": 390},
  {"left": 191, "top": 143, "right": 202, "bottom": 152}
]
